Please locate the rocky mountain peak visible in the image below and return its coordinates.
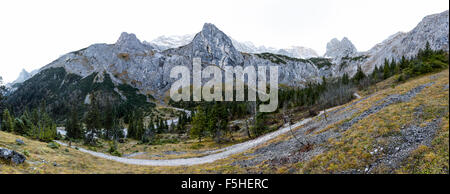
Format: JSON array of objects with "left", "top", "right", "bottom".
[
  {"left": 19, "top": 68, "right": 29, "bottom": 76},
  {"left": 202, "top": 23, "right": 219, "bottom": 32},
  {"left": 171, "top": 23, "right": 244, "bottom": 67},
  {"left": 115, "top": 32, "right": 151, "bottom": 52},
  {"left": 194, "top": 23, "right": 236, "bottom": 50},
  {"left": 324, "top": 37, "right": 357, "bottom": 58},
  {"left": 116, "top": 32, "right": 140, "bottom": 46},
  {"left": 12, "top": 69, "right": 30, "bottom": 84}
]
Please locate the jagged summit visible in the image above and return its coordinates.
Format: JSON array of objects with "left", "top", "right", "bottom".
[
  {"left": 116, "top": 32, "right": 140, "bottom": 46},
  {"left": 10, "top": 68, "right": 37, "bottom": 85},
  {"left": 17, "top": 68, "right": 30, "bottom": 79},
  {"left": 166, "top": 23, "right": 244, "bottom": 67},
  {"left": 324, "top": 37, "right": 357, "bottom": 58},
  {"left": 115, "top": 32, "right": 152, "bottom": 52},
  {"left": 195, "top": 23, "right": 244, "bottom": 66},
  {"left": 194, "top": 23, "right": 236, "bottom": 49},
  {"left": 201, "top": 23, "right": 219, "bottom": 32}
]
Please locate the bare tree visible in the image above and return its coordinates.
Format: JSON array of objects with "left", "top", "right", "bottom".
[
  {"left": 245, "top": 101, "right": 257, "bottom": 139},
  {"left": 282, "top": 103, "right": 303, "bottom": 146}
]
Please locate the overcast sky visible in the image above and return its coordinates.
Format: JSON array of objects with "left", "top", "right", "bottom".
[{"left": 0, "top": 0, "right": 448, "bottom": 83}]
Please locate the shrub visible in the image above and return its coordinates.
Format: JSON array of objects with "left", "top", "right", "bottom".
[
  {"left": 47, "top": 142, "right": 60, "bottom": 149},
  {"left": 108, "top": 141, "right": 122, "bottom": 157},
  {"left": 189, "top": 143, "right": 204, "bottom": 150}
]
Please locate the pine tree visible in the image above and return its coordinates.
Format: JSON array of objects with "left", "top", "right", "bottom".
[
  {"left": 31, "top": 102, "right": 57, "bottom": 142},
  {"left": 66, "top": 108, "right": 82, "bottom": 139},
  {"left": 84, "top": 98, "right": 101, "bottom": 145},
  {"left": 103, "top": 100, "right": 114, "bottom": 139},
  {"left": 148, "top": 120, "right": 155, "bottom": 133},
  {"left": 0, "top": 76, "right": 6, "bottom": 129},
  {"left": 353, "top": 66, "right": 366, "bottom": 83},
  {"left": 190, "top": 106, "right": 207, "bottom": 142},
  {"left": 111, "top": 117, "right": 123, "bottom": 140},
  {"left": 394, "top": 62, "right": 400, "bottom": 75},
  {"left": 400, "top": 56, "right": 408, "bottom": 70},
  {"left": 390, "top": 58, "right": 397, "bottom": 73},
  {"left": 136, "top": 118, "right": 144, "bottom": 140},
  {"left": 342, "top": 73, "right": 350, "bottom": 85},
  {"left": 20, "top": 110, "right": 35, "bottom": 136},
  {"left": 158, "top": 119, "right": 165, "bottom": 133},
  {"left": 126, "top": 110, "right": 145, "bottom": 140},
  {"left": 423, "top": 41, "right": 432, "bottom": 59},
  {"left": 371, "top": 66, "right": 379, "bottom": 81},
  {"left": 2, "top": 109, "right": 14, "bottom": 132},
  {"left": 383, "top": 58, "right": 391, "bottom": 79},
  {"left": 127, "top": 113, "right": 136, "bottom": 139}
]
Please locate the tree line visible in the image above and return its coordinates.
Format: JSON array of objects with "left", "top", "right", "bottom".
[{"left": 1, "top": 101, "right": 57, "bottom": 142}]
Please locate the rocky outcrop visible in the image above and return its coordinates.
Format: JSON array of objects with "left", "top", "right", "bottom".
[
  {"left": 0, "top": 147, "right": 26, "bottom": 165},
  {"left": 324, "top": 37, "right": 357, "bottom": 59},
  {"left": 165, "top": 23, "right": 245, "bottom": 68},
  {"left": 115, "top": 32, "right": 153, "bottom": 52},
  {"left": 6, "top": 68, "right": 38, "bottom": 88},
  {"left": 13, "top": 69, "right": 32, "bottom": 84}
]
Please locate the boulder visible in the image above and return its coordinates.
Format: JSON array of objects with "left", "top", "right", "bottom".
[
  {"left": 16, "top": 139, "right": 25, "bottom": 145},
  {"left": 0, "top": 147, "right": 26, "bottom": 165}
]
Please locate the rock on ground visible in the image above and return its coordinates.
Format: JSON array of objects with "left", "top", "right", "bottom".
[
  {"left": 16, "top": 139, "right": 25, "bottom": 145},
  {"left": 0, "top": 147, "right": 26, "bottom": 165}
]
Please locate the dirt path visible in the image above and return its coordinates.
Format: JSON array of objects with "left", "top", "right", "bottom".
[{"left": 53, "top": 88, "right": 410, "bottom": 167}]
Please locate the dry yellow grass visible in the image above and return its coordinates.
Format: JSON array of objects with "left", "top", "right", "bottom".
[
  {"left": 1, "top": 129, "right": 253, "bottom": 174},
  {"left": 60, "top": 131, "right": 249, "bottom": 160},
  {"left": 299, "top": 70, "right": 449, "bottom": 173}
]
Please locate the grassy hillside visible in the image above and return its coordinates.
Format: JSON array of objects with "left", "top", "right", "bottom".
[{"left": 1, "top": 69, "right": 448, "bottom": 174}]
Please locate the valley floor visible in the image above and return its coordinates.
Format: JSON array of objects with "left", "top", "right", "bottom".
[{"left": 1, "top": 69, "right": 448, "bottom": 174}]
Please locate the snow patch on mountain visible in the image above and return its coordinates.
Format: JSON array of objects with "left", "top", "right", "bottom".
[{"left": 148, "top": 34, "right": 319, "bottom": 59}]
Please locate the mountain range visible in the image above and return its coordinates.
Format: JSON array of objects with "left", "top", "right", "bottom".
[
  {"left": 6, "top": 10, "right": 449, "bottom": 118},
  {"left": 145, "top": 34, "right": 320, "bottom": 59}
]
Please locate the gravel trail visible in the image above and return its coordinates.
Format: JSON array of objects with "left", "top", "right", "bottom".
[
  {"left": 55, "top": 118, "right": 312, "bottom": 166},
  {"left": 231, "top": 82, "right": 435, "bottom": 169},
  {"left": 54, "top": 83, "right": 433, "bottom": 167}
]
